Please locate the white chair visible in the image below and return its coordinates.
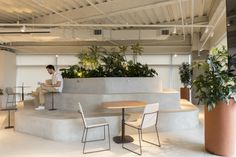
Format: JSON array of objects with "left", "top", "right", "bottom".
[
  {"left": 122, "top": 102, "right": 161, "bottom": 155},
  {"left": 5, "top": 87, "right": 21, "bottom": 107},
  {"left": 78, "top": 102, "right": 111, "bottom": 154}
]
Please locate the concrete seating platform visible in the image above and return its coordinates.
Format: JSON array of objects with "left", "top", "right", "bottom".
[
  {"left": 14, "top": 99, "right": 199, "bottom": 142},
  {"left": 126, "top": 99, "right": 199, "bottom": 133},
  {"left": 15, "top": 105, "right": 120, "bottom": 142}
]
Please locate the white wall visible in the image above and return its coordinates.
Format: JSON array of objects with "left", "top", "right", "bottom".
[
  {"left": 16, "top": 54, "right": 78, "bottom": 93},
  {"left": 0, "top": 51, "right": 16, "bottom": 107},
  {"left": 16, "top": 53, "right": 190, "bottom": 94}
]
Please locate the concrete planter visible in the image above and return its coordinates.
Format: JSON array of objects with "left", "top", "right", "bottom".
[
  {"left": 45, "top": 77, "right": 181, "bottom": 112},
  {"left": 63, "top": 77, "right": 162, "bottom": 94},
  {"left": 205, "top": 100, "right": 236, "bottom": 156}
]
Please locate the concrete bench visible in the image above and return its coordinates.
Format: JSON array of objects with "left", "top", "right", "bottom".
[{"left": 15, "top": 108, "right": 121, "bottom": 142}]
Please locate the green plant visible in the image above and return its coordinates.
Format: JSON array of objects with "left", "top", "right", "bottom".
[
  {"left": 60, "top": 45, "right": 158, "bottom": 78},
  {"left": 179, "top": 62, "right": 192, "bottom": 88},
  {"left": 101, "top": 47, "right": 127, "bottom": 77},
  {"left": 126, "top": 61, "right": 158, "bottom": 77},
  {"left": 60, "top": 65, "right": 86, "bottom": 78},
  {"left": 131, "top": 43, "right": 143, "bottom": 63},
  {"left": 193, "top": 46, "right": 236, "bottom": 111},
  {"left": 77, "top": 45, "right": 105, "bottom": 70}
]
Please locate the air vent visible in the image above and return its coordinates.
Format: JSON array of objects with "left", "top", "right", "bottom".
[
  {"left": 94, "top": 29, "right": 102, "bottom": 35},
  {"left": 160, "top": 29, "right": 169, "bottom": 35}
]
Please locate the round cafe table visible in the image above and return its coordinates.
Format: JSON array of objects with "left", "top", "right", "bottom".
[{"left": 102, "top": 100, "right": 145, "bottom": 144}]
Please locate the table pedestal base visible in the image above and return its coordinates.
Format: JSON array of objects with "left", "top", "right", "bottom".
[
  {"left": 5, "top": 126, "right": 14, "bottom": 129},
  {"left": 113, "top": 135, "right": 134, "bottom": 144},
  {"left": 48, "top": 108, "right": 57, "bottom": 111}
]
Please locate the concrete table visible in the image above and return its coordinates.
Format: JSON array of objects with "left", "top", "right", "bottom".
[{"left": 102, "top": 100, "right": 145, "bottom": 144}]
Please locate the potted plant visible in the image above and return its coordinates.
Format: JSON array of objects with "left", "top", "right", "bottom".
[
  {"left": 179, "top": 62, "right": 192, "bottom": 100},
  {"left": 193, "top": 46, "right": 236, "bottom": 156}
]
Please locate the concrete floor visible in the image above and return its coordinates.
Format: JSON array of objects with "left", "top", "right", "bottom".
[
  {"left": 0, "top": 126, "right": 222, "bottom": 157},
  {"left": 0, "top": 104, "right": 231, "bottom": 157}
]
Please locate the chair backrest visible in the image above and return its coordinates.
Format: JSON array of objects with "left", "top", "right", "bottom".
[
  {"left": 78, "top": 102, "right": 87, "bottom": 127},
  {"left": 141, "top": 103, "right": 159, "bottom": 129},
  {"left": 5, "top": 87, "right": 14, "bottom": 95}
]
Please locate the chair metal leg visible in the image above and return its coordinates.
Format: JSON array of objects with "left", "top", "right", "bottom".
[
  {"left": 82, "top": 125, "right": 111, "bottom": 154},
  {"left": 83, "top": 128, "right": 88, "bottom": 154},
  {"left": 104, "top": 125, "right": 106, "bottom": 140},
  {"left": 6, "top": 95, "right": 9, "bottom": 107},
  {"left": 122, "top": 124, "right": 142, "bottom": 155},
  {"left": 13, "top": 94, "right": 16, "bottom": 106},
  {"left": 49, "top": 92, "right": 57, "bottom": 111},
  {"left": 107, "top": 124, "right": 111, "bottom": 150},
  {"left": 141, "top": 126, "right": 161, "bottom": 147},
  {"left": 81, "top": 128, "right": 85, "bottom": 143},
  {"left": 138, "top": 129, "right": 142, "bottom": 155},
  {"left": 155, "top": 125, "right": 161, "bottom": 147}
]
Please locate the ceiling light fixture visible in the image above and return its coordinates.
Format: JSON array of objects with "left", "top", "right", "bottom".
[
  {"left": 20, "top": 25, "right": 26, "bottom": 32},
  {"left": 173, "top": 27, "right": 177, "bottom": 34},
  {"left": 210, "top": 32, "right": 214, "bottom": 37},
  {"left": 198, "top": 50, "right": 201, "bottom": 56},
  {"left": 204, "top": 27, "right": 209, "bottom": 34}
]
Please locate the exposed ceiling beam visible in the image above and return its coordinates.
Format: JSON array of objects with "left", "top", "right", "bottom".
[
  {"left": 26, "top": 0, "right": 188, "bottom": 24},
  {"left": 85, "top": 0, "right": 114, "bottom": 23},
  {"left": 0, "top": 22, "right": 212, "bottom": 28},
  {"left": 12, "top": 45, "right": 191, "bottom": 55},
  {"left": 179, "top": 0, "right": 186, "bottom": 39},
  {"left": 76, "top": 0, "right": 190, "bottom": 23},
  {"left": 200, "top": 8, "right": 225, "bottom": 50},
  {"left": 200, "top": 0, "right": 225, "bottom": 42},
  {"left": 32, "top": 0, "right": 77, "bottom": 24},
  {"left": 191, "top": 0, "right": 194, "bottom": 42}
]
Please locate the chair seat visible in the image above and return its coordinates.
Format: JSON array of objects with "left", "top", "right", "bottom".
[
  {"left": 10, "top": 93, "right": 21, "bottom": 95},
  {"left": 86, "top": 118, "right": 108, "bottom": 128},
  {"left": 125, "top": 119, "right": 142, "bottom": 128}
]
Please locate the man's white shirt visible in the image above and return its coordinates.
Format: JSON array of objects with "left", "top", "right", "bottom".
[{"left": 52, "top": 72, "right": 63, "bottom": 92}]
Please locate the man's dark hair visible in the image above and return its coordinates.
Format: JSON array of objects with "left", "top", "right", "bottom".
[{"left": 46, "top": 64, "right": 55, "bottom": 70}]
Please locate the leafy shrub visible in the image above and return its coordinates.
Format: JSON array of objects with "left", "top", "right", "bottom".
[{"left": 60, "top": 45, "right": 158, "bottom": 78}]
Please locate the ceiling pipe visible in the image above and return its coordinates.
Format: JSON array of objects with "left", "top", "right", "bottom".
[
  {"left": 179, "top": 0, "right": 186, "bottom": 41},
  {"left": 191, "top": 0, "right": 194, "bottom": 43},
  {"left": 0, "top": 23, "right": 213, "bottom": 28}
]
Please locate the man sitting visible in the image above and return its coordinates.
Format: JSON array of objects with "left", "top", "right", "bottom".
[{"left": 32, "top": 65, "right": 63, "bottom": 110}]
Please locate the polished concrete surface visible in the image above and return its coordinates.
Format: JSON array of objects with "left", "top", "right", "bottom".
[{"left": 0, "top": 126, "right": 222, "bottom": 157}]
